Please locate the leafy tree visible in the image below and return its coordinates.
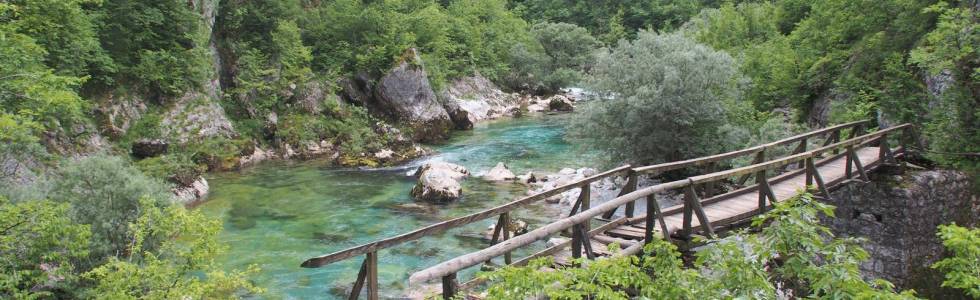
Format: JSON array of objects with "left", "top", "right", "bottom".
[
  {"left": 505, "top": 22, "right": 599, "bottom": 94},
  {"left": 94, "top": 0, "right": 210, "bottom": 97},
  {"left": 0, "top": 22, "right": 88, "bottom": 132},
  {"left": 570, "top": 31, "right": 743, "bottom": 165},
  {"left": 0, "top": 0, "right": 112, "bottom": 79},
  {"left": 482, "top": 191, "right": 919, "bottom": 299},
  {"left": 83, "top": 198, "right": 262, "bottom": 299},
  {"left": 0, "top": 197, "right": 91, "bottom": 299},
  {"left": 932, "top": 224, "right": 980, "bottom": 298},
  {"left": 909, "top": 1, "right": 979, "bottom": 179},
  {"left": 48, "top": 155, "right": 172, "bottom": 264}
]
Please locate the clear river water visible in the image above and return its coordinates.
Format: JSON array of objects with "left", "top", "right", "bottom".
[{"left": 197, "top": 113, "right": 601, "bottom": 299}]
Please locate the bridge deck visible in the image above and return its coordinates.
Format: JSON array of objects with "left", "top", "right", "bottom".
[{"left": 554, "top": 146, "right": 882, "bottom": 265}]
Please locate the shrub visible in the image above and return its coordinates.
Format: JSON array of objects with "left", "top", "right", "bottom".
[
  {"left": 481, "top": 191, "right": 919, "bottom": 298},
  {"left": 570, "top": 31, "right": 743, "bottom": 165},
  {"left": 0, "top": 197, "right": 91, "bottom": 299},
  {"left": 932, "top": 224, "right": 980, "bottom": 298},
  {"left": 83, "top": 198, "right": 262, "bottom": 299},
  {"left": 48, "top": 155, "right": 172, "bottom": 264},
  {"left": 505, "top": 22, "right": 599, "bottom": 94}
]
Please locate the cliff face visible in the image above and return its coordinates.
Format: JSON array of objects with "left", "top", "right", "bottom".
[{"left": 824, "top": 168, "right": 977, "bottom": 298}]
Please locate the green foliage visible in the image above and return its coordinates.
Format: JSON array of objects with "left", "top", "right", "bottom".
[
  {"left": 0, "top": 197, "right": 91, "bottom": 299},
  {"left": 932, "top": 224, "right": 980, "bottom": 298},
  {"left": 302, "top": 0, "right": 529, "bottom": 85},
  {"left": 0, "top": 0, "right": 112, "bottom": 79},
  {"left": 0, "top": 22, "right": 88, "bottom": 132},
  {"left": 83, "top": 198, "right": 262, "bottom": 299},
  {"left": 48, "top": 154, "right": 172, "bottom": 264},
  {"left": 505, "top": 22, "right": 599, "bottom": 94},
  {"left": 909, "top": 1, "right": 979, "bottom": 176},
  {"left": 514, "top": 0, "right": 720, "bottom": 44},
  {"left": 95, "top": 0, "right": 210, "bottom": 97},
  {"left": 483, "top": 191, "right": 919, "bottom": 299},
  {"left": 277, "top": 106, "right": 385, "bottom": 154},
  {"left": 570, "top": 31, "right": 743, "bottom": 165}
]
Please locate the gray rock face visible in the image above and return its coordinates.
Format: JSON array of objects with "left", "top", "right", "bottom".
[
  {"left": 94, "top": 93, "right": 148, "bottom": 138},
  {"left": 411, "top": 162, "right": 469, "bottom": 203},
  {"left": 131, "top": 139, "right": 169, "bottom": 159},
  {"left": 440, "top": 75, "right": 523, "bottom": 130},
  {"left": 173, "top": 176, "right": 210, "bottom": 205},
  {"left": 373, "top": 49, "right": 453, "bottom": 142},
  {"left": 160, "top": 92, "right": 237, "bottom": 143},
  {"left": 484, "top": 162, "right": 517, "bottom": 181},
  {"left": 824, "top": 169, "right": 977, "bottom": 295}
]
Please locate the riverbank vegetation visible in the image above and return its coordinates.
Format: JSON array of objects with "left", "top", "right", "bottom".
[
  {"left": 1, "top": 0, "right": 977, "bottom": 298},
  {"left": 482, "top": 192, "right": 921, "bottom": 299}
]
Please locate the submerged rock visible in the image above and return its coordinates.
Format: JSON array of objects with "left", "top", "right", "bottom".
[
  {"left": 484, "top": 162, "right": 517, "bottom": 181},
  {"left": 411, "top": 162, "right": 469, "bottom": 203}
]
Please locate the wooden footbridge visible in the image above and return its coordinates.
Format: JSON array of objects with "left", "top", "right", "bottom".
[{"left": 301, "top": 120, "right": 914, "bottom": 299}]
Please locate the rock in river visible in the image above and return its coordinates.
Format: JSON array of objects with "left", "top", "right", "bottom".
[
  {"left": 484, "top": 162, "right": 516, "bottom": 181},
  {"left": 411, "top": 162, "right": 469, "bottom": 203}
]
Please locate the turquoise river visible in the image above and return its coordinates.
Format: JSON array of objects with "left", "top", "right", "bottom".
[{"left": 197, "top": 113, "right": 601, "bottom": 299}]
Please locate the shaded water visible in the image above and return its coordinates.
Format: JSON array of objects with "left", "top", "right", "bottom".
[{"left": 197, "top": 114, "right": 601, "bottom": 298}]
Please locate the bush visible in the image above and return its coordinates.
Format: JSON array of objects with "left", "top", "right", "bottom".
[
  {"left": 0, "top": 197, "right": 91, "bottom": 299},
  {"left": 932, "top": 224, "right": 980, "bottom": 298},
  {"left": 505, "top": 22, "right": 599, "bottom": 94},
  {"left": 48, "top": 155, "right": 172, "bottom": 264},
  {"left": 481, "top": 191, "right": 919, "bottom": 298},
  {"left": 83, "top": 198, "right": 262, "bottom": 299},
  {"left": 570, "top": 31, "right": 743, "bottom": 165}
]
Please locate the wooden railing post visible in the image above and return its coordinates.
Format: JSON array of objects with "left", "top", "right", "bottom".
[
  {"left": 604, "top": 171, "right": 637, "bottom": 219},
  {"left": 644, "top": 194, "right": 668, "bottom": 243},
  {"left": 367, "top": 251, "right": 379, "bottom": 300},
  {"left": 348, "top": 256, "right": 368, "bottom": 300},
  {"left": 683, "top": 185, "right": 714, "bottom": 238},
  {"left": 737, "top": 149, "right": 766, "bottom": 186},
  {"left": 441, "top": 273, "right": 457, "bottom": 300},
  {"left": 806, "top": 158, "right": 832, "bottom": 199},
  {"left": 796, "top": 138, "right": 808, "bottom": 169},
  {"left": 580, "top": 185, "right": 591, "bottom": 233},
  {"left": 501, "top": 212, "right": 512, "bottom": 264},
  {"left": 756, "top": 170, "right": 776, "bottom": 214},
  {"left": 847, "top": 146, "right": 869, "bottom": 181}
]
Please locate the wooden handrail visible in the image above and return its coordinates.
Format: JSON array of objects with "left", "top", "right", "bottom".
[
  {"left": 409, "top": 122, "right": 910, "bottom": 284},
  {"left": 633, "top": 119, "right": 870, "bottom": 174},
  {"left": 408, "top": 179, "right": 693, "bottom": 284},
  {"left": 689, "top": 124, "right": 908, "bottom": 184},
  {"left": 300, "top": 165, "right": 632, "bottom": 268}
]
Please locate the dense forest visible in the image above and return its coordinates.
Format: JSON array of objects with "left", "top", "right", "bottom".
[{"left": 1, "top": 0, "right": 977, "bottom": 298}]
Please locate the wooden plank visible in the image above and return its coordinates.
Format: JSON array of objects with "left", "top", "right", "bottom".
[{"left": 366, "top": 252, "right": 378, "bottom": 300}]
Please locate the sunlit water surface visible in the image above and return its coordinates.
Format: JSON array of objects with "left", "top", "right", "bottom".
[{"left": 197, "top": 114, "right": 601, "bottom": 298}]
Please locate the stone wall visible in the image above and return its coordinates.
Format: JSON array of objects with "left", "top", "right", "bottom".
[{"left": 823, "top": 168, "right": 977, "bottom": 298}]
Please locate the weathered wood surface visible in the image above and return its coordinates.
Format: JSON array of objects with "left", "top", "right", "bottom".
[{"left": 410, "top": 124, "right": 907, "bottom": 283}]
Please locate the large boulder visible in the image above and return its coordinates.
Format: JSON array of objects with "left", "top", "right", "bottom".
[
  {"left": 131, "top": 139, "right": 169, "bottom": 159},
  {"left": 440, "top": 75, "right": 523, "bottom": 130},
  {"left": 484, "top": 162, "right": 517, "bottom": 181},
  {"left": 548, "top": 95, "right": 575, "bottom": 112},
  {"left": 373, "top": 48, "right": 453, "bottom": 142},
  {"left": 411, "top": 162, "right": 469, "bottom": 203},
  {"left": 160, "top": 92, "right": 237, "bottom": 144}
]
